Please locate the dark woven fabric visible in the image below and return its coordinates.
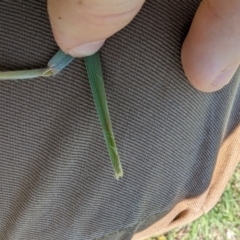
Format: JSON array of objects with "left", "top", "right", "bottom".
[{"left": 0, "top": 1, "right": 239, "bottom": 239}]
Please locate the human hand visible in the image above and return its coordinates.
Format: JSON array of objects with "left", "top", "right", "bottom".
[
  {"left": 47, "top": 0, "right": 145, "bottom": 57},
  {"left": 48, "top": 0, "right": 240, "bottom": 93}
]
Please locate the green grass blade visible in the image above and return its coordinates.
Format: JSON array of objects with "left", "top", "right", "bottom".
[{"left": 84, "top": 52, "right": 123, "bottom": 179}]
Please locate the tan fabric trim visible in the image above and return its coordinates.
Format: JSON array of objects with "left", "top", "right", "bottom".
[{"left": 132, "top": 123, "right": 240, "bottom": 240}]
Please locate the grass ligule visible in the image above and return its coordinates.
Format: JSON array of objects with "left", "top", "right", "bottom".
[{"left": 0, "top": 50, "right": 74, "bottom": 80}]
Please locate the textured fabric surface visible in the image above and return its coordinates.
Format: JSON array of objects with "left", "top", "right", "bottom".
[
  {"left": 133, "top": 123, "right": 240, "bottom": 240},
  {"left": 0, "top": 1, "right": 240, "bottom": 240}
]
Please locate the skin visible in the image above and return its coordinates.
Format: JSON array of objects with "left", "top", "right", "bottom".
[{"left": 48, "top": 0, "right": 240, "bottom": 93}]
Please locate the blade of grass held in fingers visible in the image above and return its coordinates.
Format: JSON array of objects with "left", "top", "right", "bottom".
[
  {"left": 0, "top": 49, "right": 122, "bottom": 179},
  {"left": 84, "top": 52, "right": 123, "bottom": 179}
]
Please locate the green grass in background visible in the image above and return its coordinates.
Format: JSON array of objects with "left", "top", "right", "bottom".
[{"left": 147, "top": 163, "right": 240, "bottom": 240}]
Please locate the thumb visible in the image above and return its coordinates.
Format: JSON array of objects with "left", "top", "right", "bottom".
[
  {"left": 181, "top": 0, "right": 240, "bottom": 92},
  {"left": 48, "top": 0, "right": 145, "bottom": 57}
]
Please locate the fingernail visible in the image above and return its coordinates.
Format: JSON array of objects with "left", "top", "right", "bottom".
[
  {"left": 212, "top": 65, "right": 238, "bottom": 88},
  {"left": 67, "top": 40, "right": 106, "bottom": 57}
]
